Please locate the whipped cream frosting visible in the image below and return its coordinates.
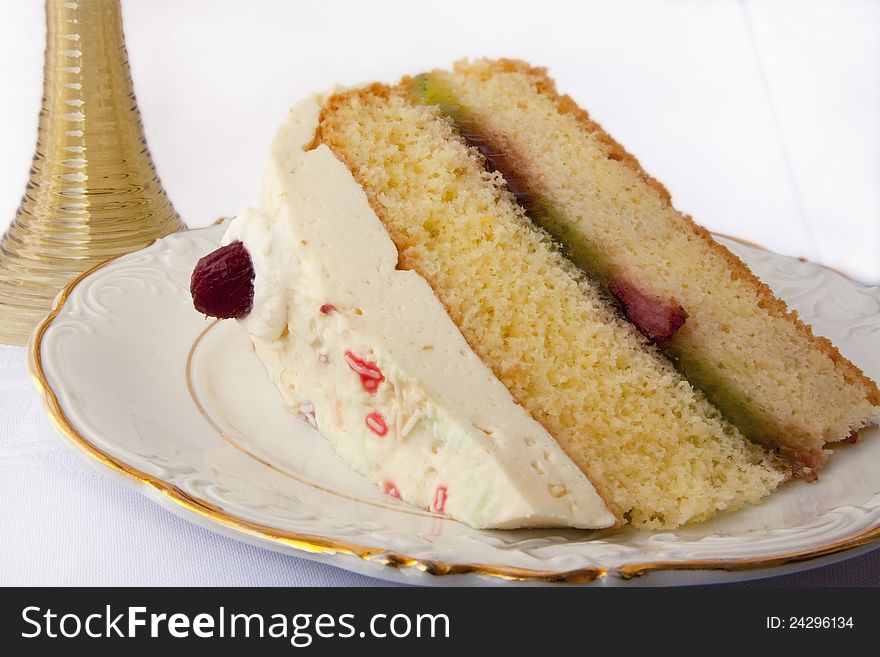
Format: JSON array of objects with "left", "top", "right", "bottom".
[{"left": 222, "top": 96, "right": 614, "bottom": 529}]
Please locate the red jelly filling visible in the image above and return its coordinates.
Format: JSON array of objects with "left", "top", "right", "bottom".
[{"left": 609, "top": 276, "right": 687, "bottom": 346}]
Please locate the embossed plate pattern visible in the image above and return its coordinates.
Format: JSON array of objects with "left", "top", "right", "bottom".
[{"left": 29, "top": 223, "right": 880, "bottom": 585}]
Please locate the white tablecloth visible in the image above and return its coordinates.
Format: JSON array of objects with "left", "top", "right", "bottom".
[{"left": 2, "top": 0, "right": 879, "bottom": 586}]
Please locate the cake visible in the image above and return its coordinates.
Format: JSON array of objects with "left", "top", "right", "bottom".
[
  {"left": 403, "top": 60, "right": 880, "bottom": 473},
  {"left": 191, "top": 59, "right": 879, "bottom": 530},
  {"left": 194, "top": 100, "right": 615, "bottom": 530}
]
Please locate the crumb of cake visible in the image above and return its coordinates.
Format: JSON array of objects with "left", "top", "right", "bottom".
[{"left": 838, "top": 431, "right": 859, "bottom": 445}]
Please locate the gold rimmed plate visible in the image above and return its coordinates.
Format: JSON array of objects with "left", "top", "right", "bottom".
[{"left": 29, "top": 222, "right": 880, "bottom": 585}]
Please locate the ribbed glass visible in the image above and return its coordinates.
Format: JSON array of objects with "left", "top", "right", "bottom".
[{"left": 0, "top": 0, "right": 185, "bottom": 345}]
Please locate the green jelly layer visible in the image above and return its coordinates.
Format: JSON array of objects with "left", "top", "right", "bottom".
[
  {"left": 410, "top": 73, "right": 783, "bottom": 451},
  {"left": 412, "top": 74, "right": 612, "bottom": 283}
]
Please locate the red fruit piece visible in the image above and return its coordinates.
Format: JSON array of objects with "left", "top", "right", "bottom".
[
  {"left": 365, "top": 411, "right": 388, "bottom": 437},
  {"left": 191, "top": 241, "right": 255, "bottom": 319},
  {"left": 320, "top": 303, "right": 336, "bottom": 314},
  {"left": 383, "top": 481, "right": 400, "bottom": 498},
  {"left": 433, "top": 486, "right": 448, "bottom": 513},
  {"left": 344, "top": 350, "right": 385, "bottom": 393},
  {"left": 608, "top": 276, "right": 687, "bottom": 346}
]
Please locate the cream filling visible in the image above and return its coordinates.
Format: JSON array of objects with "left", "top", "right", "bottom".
[{"left": 222, "top": 96, "right": 614, "bottom": 529}]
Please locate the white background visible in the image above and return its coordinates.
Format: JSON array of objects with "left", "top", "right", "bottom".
[
  {"left": 0, "top": 0, "right": 878, "bottom": 585},
  {"left": 2, "top": 0, "right": 879, "bottom": 282}
]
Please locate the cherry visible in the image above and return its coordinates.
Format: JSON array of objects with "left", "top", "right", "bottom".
[{"left": 191, "top": 241, "right": 255, "bottom": 319}]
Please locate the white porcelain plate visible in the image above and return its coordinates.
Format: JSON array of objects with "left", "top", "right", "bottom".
[{"left": 29, "top": 222, "right": 880, "bottom": 586}]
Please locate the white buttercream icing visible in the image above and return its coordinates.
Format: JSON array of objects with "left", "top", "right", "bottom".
[{"left": 222, "top": 96, "right": 614, "bottom": 529}]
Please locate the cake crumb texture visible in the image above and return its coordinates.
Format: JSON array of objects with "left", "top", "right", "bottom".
[
  {"left": 319, "top": 84, "right": 787, "bottom": 529},
  {"left": 422, "top": 58, "right": 880, "bottom": 469}
]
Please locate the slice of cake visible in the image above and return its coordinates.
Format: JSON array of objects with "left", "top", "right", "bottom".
[
  {"left": 191, "top": 60, "right": 878, "bottom": 531},
  {"left": 194, "top": 98, "right": 616, "bottom": 530},
  {"left": 193, "top": 97, "right": 786, "bottom": 531},
  {"left": 316, "top": 84, "right": 785, "bottom": 530},
  {"left": 406, "top": 59, "right": 880, "bottom": 473}
]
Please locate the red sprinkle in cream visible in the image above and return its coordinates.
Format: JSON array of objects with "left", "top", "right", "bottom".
[
  {"left": 344, "top": 350, "right": 385, "bottom": 393},
  {"left": 365, "top": 411, "right": 388, "bottom": 437},
  {"left": 433, "top": 486, "right": 448, "bottom": 513},
  {"left": 319, "top": 303, "right": 336, "bottom": 314},
  {"left": 383, "top": 481, "right": 400, "bottom": 498}
]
